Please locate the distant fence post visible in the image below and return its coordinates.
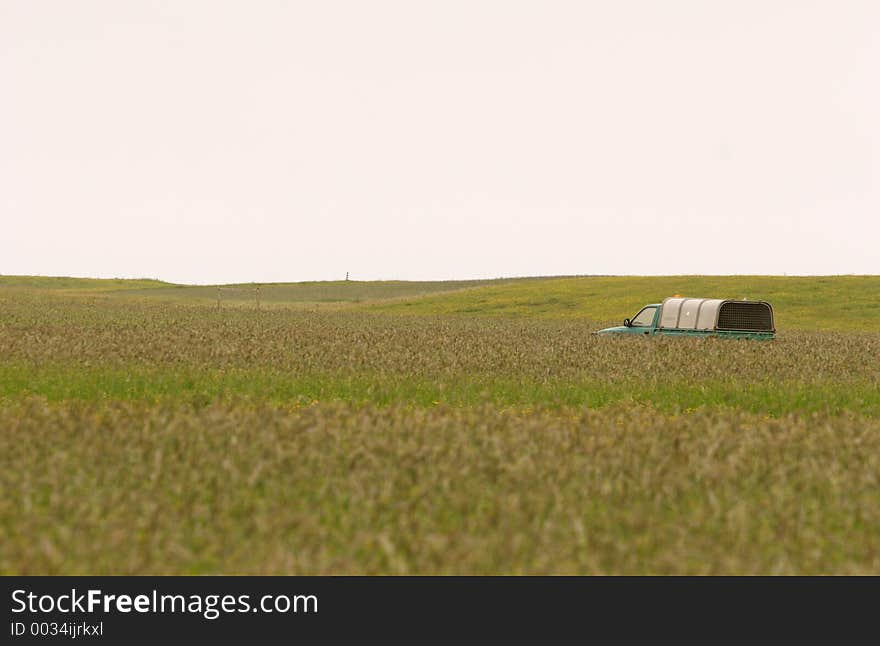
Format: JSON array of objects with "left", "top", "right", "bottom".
[
  {"left": 216, "top": 287, "right": 221, "bottom": 310},
  {"left": 256, "top": 285, "right": 261, "bottom": 310}
]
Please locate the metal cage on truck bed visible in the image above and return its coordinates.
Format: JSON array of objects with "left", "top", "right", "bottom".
[{"left": 659, "top": 297, "right": 775, "bottom": 333}]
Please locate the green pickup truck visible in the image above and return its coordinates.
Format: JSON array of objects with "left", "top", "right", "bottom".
[{"left": 596, "top": 297, "right": 775, "bottom": 340}]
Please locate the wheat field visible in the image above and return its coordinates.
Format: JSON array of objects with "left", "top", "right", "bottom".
[{"left": 2, "top": 275, "right": 879, "bottom": 574}]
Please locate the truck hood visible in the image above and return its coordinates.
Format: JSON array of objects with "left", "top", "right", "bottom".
[{"left": 594, "top": 326, "right": 629, "bottom": 335}]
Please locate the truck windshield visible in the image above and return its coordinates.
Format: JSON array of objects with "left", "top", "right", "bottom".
[{"left": 630, "top": 306, "right": 657, "bottom": 327}]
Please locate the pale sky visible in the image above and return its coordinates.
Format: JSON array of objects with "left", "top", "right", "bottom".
[{"left": 2, "top": 1, "right": 877, "bottom": 284}]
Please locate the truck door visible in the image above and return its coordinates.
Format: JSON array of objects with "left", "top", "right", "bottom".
[{"left": 629, "top": 306, "right": 658, "bottom": 335}]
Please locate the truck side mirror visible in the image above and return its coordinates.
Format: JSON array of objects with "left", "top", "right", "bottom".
[{"left": 623, "top": 318, "right": 631, "bottom": 327}]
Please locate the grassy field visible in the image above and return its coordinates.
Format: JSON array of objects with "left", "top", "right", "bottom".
[
  {"left": 117, "top": 278, "right": 530, "bottom": 306},
  {"left": 8, "top": 274, "right": 878, "bottom": 328},
  {"left": 369, "top": 274, "right": 880, "bottom": 331},
  {"left": 2, "top": 275, "right": 879, "bottom": 574}
]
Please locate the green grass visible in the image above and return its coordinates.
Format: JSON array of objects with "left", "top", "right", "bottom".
[
  {"left": 2, "top": 274, "right": 880, "bottom": 574},
  {"left": 2, "top": 363, "right": 879, "bottom": 417}
]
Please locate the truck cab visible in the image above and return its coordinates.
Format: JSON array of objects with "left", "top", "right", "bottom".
[
  {"left": 595, "top": 297, "right": 775, "bottom": 340},
  {"left": 596, "top": 303, "right": 661, "bottom": 336}
]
